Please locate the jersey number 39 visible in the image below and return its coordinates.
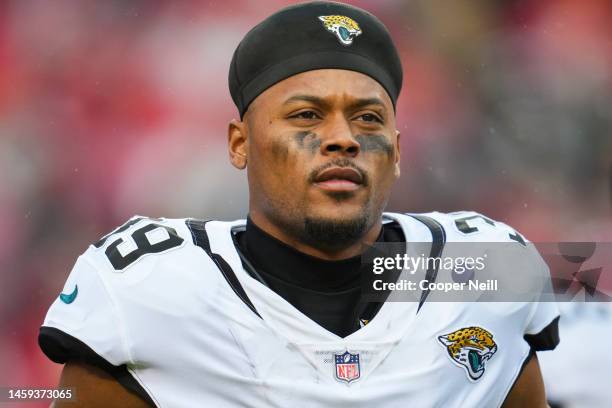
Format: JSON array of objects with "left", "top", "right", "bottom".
[{"left": 94, "top": 217, "right": 184, "bottom": 271}]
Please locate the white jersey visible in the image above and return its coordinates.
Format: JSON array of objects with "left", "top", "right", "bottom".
[{"left": 40, "top": 211, "right": 559, "bottom": 407}]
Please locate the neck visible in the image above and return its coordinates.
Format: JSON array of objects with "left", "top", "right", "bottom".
[{"left": 248, "top": 210, "right": 382, "bottom": 261}]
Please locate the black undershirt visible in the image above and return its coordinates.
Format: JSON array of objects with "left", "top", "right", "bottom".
[{"left": 235, "top": 218, "right": 405, "bottom": 338}]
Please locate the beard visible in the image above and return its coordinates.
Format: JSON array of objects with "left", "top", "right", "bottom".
[
  {"left": 301, "top": 214, "right": 371, "bottom": 250},
  {"left": 263, "top": 202, "right": 377, "bottom": 253}
]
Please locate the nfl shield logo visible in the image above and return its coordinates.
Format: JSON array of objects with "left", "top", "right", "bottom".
[{"left": 334, "top": 351, "right": 360, "bottom": 383}]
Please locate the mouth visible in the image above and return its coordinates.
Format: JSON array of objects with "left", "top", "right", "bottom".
[
  {"left": 313, "top": 167, "right": 364, "bottom": 192},
  {"left": 468, "top": 350, "right": 482, "bottom": 373},
  {"left": 468, "top": 350, "right": 494, "bottom": 374}
]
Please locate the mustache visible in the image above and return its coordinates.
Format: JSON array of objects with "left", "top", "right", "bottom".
[{"left": 308, "top": 158, "right": 369, "bottom": 187}]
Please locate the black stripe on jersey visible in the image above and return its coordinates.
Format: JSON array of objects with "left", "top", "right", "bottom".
[
  {"left": 230, "top": 224, "right": 272, "bottom": 288},
  {"left": 407, "top": 214, "right": 446, "bottom": 313},
  {"left": 38, "top": 326, "right": 157, "bottom": 407},
  {"left": 186, "top": 219, "right": 262, "bottom": 318}
]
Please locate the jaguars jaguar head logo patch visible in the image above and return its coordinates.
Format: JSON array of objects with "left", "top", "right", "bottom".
[
  {"left": 438, "top": 326, "right": 498, "bottom": 381},
  {"left": 318, "top": 15, "right": 362, "bottom": 45}
]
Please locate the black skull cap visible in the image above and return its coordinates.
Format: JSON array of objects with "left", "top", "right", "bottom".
[{"left": 228, "top": 1, "right": 403, "bottom": 119}]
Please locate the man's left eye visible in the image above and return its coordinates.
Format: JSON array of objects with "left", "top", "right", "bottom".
[{"left": 356, "top": 113, "right": 382, "bottom": 123}]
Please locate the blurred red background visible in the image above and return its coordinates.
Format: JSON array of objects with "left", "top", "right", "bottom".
[{"left": 0, "top": 1, "right": 610, "bottom": 406}]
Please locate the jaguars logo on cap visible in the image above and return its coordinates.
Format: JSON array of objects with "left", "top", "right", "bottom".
[
  {"left": 318, "top": 15, "right": 362, "bottom": 45},
  {"left": 438, "top": 326, "right": 498, "bottom": 381}
]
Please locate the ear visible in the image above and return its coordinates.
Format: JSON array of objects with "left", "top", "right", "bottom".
[
  {"left": 438, "top": 335, "right": 452, "bottom": 346},
  {"left": 393, "top": 130, "right": 401, "bottom": 179},
  {"left": 228, "top": 119, "right": 248, "bottom": 169}
]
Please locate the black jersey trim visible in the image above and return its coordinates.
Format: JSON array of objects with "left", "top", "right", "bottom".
[
  {"left": 38, "top": 326, "right": 156, "bottom": 407},
  {"left": 185, "top": 219, "right": 261, "bottom": 318},
  {"left": 408, "top": 214, "right": 446, "bottom": 313},
  {"left": 524, "top": 315, "right": 560, "bottom": 351},
  {"left": 230, "top": 225, "right": 272, "bottom": 289}
]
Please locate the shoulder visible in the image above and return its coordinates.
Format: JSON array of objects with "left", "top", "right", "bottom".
[
  {"left": 394, "top": 212, "right": 560, "bottom": 348},
  {"left": 78, "top": 216, "right": 245, "bottom": 297},
  {"left": 388, "top": 210, "right": 549, "bottom": 282},
  {"left": 86, "top": 216, "right": 190, "bottom": 270},
  {"left": 84, "top": 215, "right": 241, "bottom": 271},
  {"left": 391, "top": 210, "right": 529, "bottom": 245},
  {"left": 41, "top": 216, "right": 244, "bottom": 363}
]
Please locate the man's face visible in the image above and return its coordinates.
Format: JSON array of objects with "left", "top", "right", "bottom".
[{"left": 230, "top": 69, "right": 400, "bottom": 250}]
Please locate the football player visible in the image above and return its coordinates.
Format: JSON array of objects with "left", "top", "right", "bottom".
[{"left": 40, "top": 2, "right": 559, "bottom": 407}]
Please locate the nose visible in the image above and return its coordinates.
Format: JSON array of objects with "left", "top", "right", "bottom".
[{"left": 320, "top": 115, "right": 360, "bottom": 157}]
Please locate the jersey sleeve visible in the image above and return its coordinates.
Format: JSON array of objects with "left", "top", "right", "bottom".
[
  {"left": 440, "top": 211, "right": 561, "bottom": 351},
  {"left": 488, "top": 216, "right": 561, "bottom": 351},
  {"left": 39, "top": 250, "right": 130, "bottom": 367}
]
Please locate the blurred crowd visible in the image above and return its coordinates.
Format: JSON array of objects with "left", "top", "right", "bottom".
[{"left": 0, "top": 0, "right": 610, "bottom": 405}]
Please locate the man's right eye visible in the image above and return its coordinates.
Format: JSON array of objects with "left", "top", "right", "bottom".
[{"left": 290, "top": 110, "right": 320, "bottom": 120}]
